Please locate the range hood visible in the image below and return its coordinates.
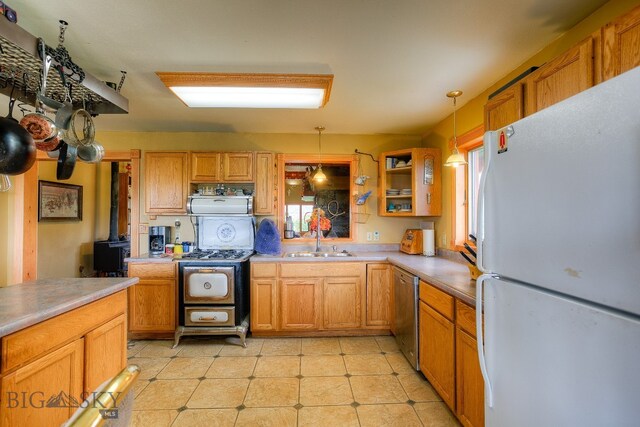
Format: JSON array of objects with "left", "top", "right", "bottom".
[
  {"left": 0, "top": 18, "right": 128, "bottom": 114},
  {"left": 187, "top": 195, "right": 253, "bottom": 216}
]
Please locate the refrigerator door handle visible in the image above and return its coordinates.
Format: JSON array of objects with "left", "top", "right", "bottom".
[
  {"left": 476, "top": 131, "right": 494, "bottom": 273},
  {"left": 476, "top": 273, "right": 494, "bottom": 408}
]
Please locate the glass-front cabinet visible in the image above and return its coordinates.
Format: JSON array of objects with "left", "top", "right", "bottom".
[{"left": 378, "top": 148, "right": 441, "bottom": 217}]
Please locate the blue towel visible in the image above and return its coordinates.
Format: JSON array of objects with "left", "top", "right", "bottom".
[{"left": 255, "top": 219, "right": 282, "bottom": 255}]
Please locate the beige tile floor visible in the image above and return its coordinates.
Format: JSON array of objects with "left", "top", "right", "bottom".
[{"left": 129, "top": 336, "right": 460, "bottom": 427}]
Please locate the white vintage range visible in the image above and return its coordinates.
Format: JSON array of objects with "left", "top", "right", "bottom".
[{"left": 173, "top": 196, "right": 255, "bottom": 348}]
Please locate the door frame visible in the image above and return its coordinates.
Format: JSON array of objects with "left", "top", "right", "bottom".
[{"left": 11, "top": 150, "right": 140, "bottom": 283}]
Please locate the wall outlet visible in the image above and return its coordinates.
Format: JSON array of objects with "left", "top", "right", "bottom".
[
  {"left": 366, "top": 232, "right": 373, "bottom": 241},
  {"left": 373, "top": 231, "right": 380, "bottom": 241},
  {"left": 441, "top": 233, "right": 447, "bottom": 246}
]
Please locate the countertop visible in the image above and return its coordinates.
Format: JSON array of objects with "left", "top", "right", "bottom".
[
  {"left": 126, "top": 250, "right": 477, "bottom": 305},
  {"left": 251, "top": 251, "right": 477, "bottom": 306},
  {"left": 0, "top": 277, "right": 139, "bottom": 338}
]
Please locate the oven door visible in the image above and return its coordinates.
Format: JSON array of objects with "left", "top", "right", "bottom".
[
  {"left": 185, "top": 306, "right": 235, "bottom": 327},
  {"left": 183, "top": 266, "right": 234, "bottom": 304}
]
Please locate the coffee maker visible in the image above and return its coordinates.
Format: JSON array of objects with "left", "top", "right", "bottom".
[{"left": 149, "top": 226, "right": 171, "bottom": 255}]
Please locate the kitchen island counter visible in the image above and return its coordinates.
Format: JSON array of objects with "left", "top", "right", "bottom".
[
  {"left": 0, "top": 277, "right": 138, "bottom": 338},
  {"left": 251, "top": 251, "right": 477, "bottom": 305}
]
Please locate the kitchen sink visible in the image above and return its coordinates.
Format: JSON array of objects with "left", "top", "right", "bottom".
[{"left": 285, "top": 251, "right": 353, "bottom": 258}]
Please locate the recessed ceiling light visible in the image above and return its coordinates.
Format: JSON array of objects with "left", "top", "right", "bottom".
[{"left": 156, "top": 72, "right": 333, "bottom": 109}]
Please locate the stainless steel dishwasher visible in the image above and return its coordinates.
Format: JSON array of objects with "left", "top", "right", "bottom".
[{"left": 393, "top": 266, "right": 419, "bottom": 370}]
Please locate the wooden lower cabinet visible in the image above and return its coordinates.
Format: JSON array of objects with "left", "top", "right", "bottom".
[
  {"left": 323, "top": 277, "right": 361, "bottom": 329},
  {"left": 0, "top": 291, "right": 128, "bottom": 427},
  {"left": 419, "top": 301, "right": 455, "bottom": 410},
  {"left": 128, "top": 262, "right": 177, "bottom": 335},
  {"left": 84, "top": 314, "right": 127, "bottom": 394},
  {"left": 366, "top": 263, "right": 392, "bottom": 327},
  {"left": 456, "top": 328, "right": 484, "bottom": 427},
  {"left": 1, "top": 339, "right": 84, "bottom": 427},
  {"left": 279, "top": 278, "right": 322, "bottom": 330},
  {"left": 250, "top": 262, "right": 386, "bottom": 335},
  {"left": 418, "top": 282, "right": 484, "bottom": 427}
]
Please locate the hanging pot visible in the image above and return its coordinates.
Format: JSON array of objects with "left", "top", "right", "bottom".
[
  {"left": 77, "top": 141, "right": 104, "bottom": 163},
  {"left": 66, "top": 109, "right": 95, "bottom": 147},
  {"left": 56, "top": 141, "right": 77, "bottom": 180},
  {"left": 20, "top": 111, "right": 58, "bottom": 143},
  {"left": 0, "top": 116, "right": 36, "bottom": 175}
]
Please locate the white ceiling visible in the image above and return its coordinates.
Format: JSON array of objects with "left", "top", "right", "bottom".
[{"left": 13, "top": 0, "right": 608, "bottom": 135}]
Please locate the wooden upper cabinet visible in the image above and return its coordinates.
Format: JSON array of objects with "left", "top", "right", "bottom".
[
  {"left": 222, "top": 152, "right": 254, "bottom": 182},
  {"left": 484, "top": 82, "right": 524, "bottom": 131},
  {"left": 254, "top": 152, "right": 277, "bottom": 215},
  {"left": 378, "top": 148, "right": 441, "bottom": 217},
  {"left": 191, "top": 152, "right": 221, "bottom": 182},
  {"left": 145, "top": 151, "right": 189, "bottom": 214},
  {"left": 603, "top": 4, "right": 640, "bottom": 81},
  {"left": 525, "top": 37, "right": 595, "bottom": 115}
]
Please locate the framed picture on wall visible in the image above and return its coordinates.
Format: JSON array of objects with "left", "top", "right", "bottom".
[{"left": 38, "top": 181, "right": 83, "bottom": 221}]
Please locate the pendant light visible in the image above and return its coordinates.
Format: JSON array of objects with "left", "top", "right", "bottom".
[
  {"left": 313, "top": 126, "right": 327, "bottom": 183},
  {"left": 444, "top": 90, "right": 468, "bottom": 168}
]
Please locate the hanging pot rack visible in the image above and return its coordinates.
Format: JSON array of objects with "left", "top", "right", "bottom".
[{"left": 0, "top": 18, "right": 128, "bottom": 115}]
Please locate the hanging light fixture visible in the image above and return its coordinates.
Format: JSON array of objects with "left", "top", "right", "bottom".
[
  {"left": 313, "top": 126, "right": 327, "bottom": 183},
  {"left": 444, "top": 90, "right": 468, "bottom": 168}
]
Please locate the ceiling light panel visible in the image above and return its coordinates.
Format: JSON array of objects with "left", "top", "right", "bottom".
[{"left": 157, "top": 72, "right": 333, "bottom": 109}]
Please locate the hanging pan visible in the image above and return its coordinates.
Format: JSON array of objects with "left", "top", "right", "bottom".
[{"left": 56, "top": 141, "right": 77, "bottom": 180}]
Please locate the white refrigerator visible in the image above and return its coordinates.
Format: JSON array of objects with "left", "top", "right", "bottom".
[{"left": 477, "top": 66, "right": 640, "bottom": 427}]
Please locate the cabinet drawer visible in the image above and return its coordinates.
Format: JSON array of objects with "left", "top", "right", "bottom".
[
  {"left": 1, "top": 291, "right": 126, "bottom": 374},
  {"left": 252, "top": 263, "right": 277, "bottom": 278},
  {"left": 419, "top": 281, "right": 454, "bottom": 321},
  {"left": 280, "top": 263, "right": 364, "bottom": 278},
  {"left": 129, "top": 262, "right": 176, "bottom": 279},
  {"left": 456, "top": 300, "right": 477, "bottom": 337}
]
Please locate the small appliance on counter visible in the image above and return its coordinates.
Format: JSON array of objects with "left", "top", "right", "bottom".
[
  {"left": 400, "top": 229, "right": 423, "bottom": 254},
  {"left": 149, "top": 226, "right": 171, "bottom": 255}
]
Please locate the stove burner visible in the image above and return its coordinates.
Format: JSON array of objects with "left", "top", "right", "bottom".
[{"left": 181, "top": 249, "right": 253, "bottom": 260}]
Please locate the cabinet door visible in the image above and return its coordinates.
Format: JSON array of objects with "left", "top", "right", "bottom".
[
  {"left": 525, "top": 37, "right": 594, "bottom": 115},
  {"left": 191, "top": 152, "right": 221, "bottom": 182},
  {"left": 0, "top": 339, "right": 84, "bottom": 427},
  {"left": 144, "top": 151, "right": 189, "bottom": 214},
  {"left": 456, "top": 328, "right": 485, "bottom": 427},
  {"left": 254, "top": 152, "right": 276, "bottom": 215},
  {"left": 415, "top": 148, "right": 442, "bottom": 216},
  {"left": 222, "top": 152, "right": 254, "bottom": 182},
  {"left": 84, "top": 314, "right": 127, "bottom": 394},
  {"left": 484, "top": 83, "right": 524, "bottom": 131},
  {"left": 128, "top": 263, "right": 176, "bottom": 333},
  {"left": 279, "top": 278, "right": 322, "bottom": 330},
  {"left": 603, "top": 4, "right": 640, "bottom": 81},
  {"left": 251, "top": 277, "right": 277, "bottom": 331},
  {"left": 366, "top": 263, "right": 392, "bottom": 327},
  {"left": 323, "top": 277, "right": 361, "bottom": 329},
  {"left": 419, "top": 301, "right": 455, "bottom": 410}
]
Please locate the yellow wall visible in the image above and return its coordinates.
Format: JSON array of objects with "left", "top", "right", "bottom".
[
  {"left": 422, "top": 0, "right": 640, "bottom": 248},
  {"left": 36, "top": 161, "right": 100, "bottom": 279},
  {"left": 96, "top": 131, "right": 425, "bottom": 253}
]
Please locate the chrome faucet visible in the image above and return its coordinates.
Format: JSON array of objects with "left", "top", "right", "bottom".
[{"left": 315, "top": 220, "right": 322, "bottom": 252}]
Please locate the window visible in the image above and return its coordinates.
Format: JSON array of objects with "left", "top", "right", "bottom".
[
  {"left": 278, "top": 154, "right": 357, "bottom": 241},
  {"left": 467, "top": 146, "right": 484, "bottom": 238},
  {"left": 451, "top": 126, "right": 484, "bottom": 249}
]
